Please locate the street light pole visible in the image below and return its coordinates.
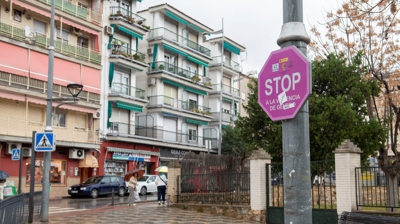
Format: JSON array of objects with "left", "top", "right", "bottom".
[
  {"left": 41, "top": 0, "right": 55, "bottom": 221},
  {"left": 218, "top": 18, "right": 224, "bottom": 155}
]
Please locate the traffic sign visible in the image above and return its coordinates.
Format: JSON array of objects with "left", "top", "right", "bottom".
[
  {"left": 258, "top": 46, "right": 311, "bottom": 121},
  {"left": 35, "top": 132, "right": 55, "bottom": 152},
  {"left": 11, "top": 148, "right": 20, "bottom": 160}
]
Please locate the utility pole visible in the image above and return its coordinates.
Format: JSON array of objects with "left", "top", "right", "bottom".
[
  {"left": 277, "top": 0, "right": 312, "bottom": 223},
  {"left": 41, "top": 0, "right": 55, "bottom": 221}
]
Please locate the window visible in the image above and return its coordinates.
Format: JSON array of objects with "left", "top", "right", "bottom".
[
  {"left": 78, "top": 36, "right": 89, "bottom": 48},
  {"left": 164, "top": 84, "right": 178, "bottom": 107},
  {"left": 33, "top": 19, "right": 46, "bottom": 35},
  {"left": 29, "top": 105, "right": 44, "bottom": 125},
  {"left": 26, "top": 159, "right": 67, "bottom": 185},
  {"left": 189, "top": 128, "right": 197, "bottom": 141},
  {"left": 14, "top": 9, "right": 22, "bottom": 22},
  {"left": 113, "top": 71, "right": 129, "bottom": 95},
  {"left": 75, "top": 113, "right": 86, "bottom": 131},
  {"left": 78, "top": 2, "right": 88, "bottom": 9},
  {"left": 53, "top": 110, "right": 67, "bottom": 127},
  {"left": 56, "top": 27, "right": 69, "bottom": 43},
  {"left": 102, "top": 177, "right": 110, "bottom": 184},
  {"left": 189, "top": 99, "right": 197, "bottom": 111}
]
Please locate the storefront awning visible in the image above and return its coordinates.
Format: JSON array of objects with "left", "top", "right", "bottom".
[
  {"left": 116, "top": 101, "right": 143, "bottom": 112},
  {"left": 78, "top": 155, "right": 99, "bottom": 168},
  {"left": 107, "top": 147, "right": 160, "bottom": 156}
]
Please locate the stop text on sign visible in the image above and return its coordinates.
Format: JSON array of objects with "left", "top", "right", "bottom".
[{"left": 258, "top": 46, "right": 311, "bottom": 121}]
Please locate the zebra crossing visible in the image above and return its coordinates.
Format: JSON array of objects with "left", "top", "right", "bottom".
[{"left": 49, "top": 206, "right": 89, "bottom": 214}]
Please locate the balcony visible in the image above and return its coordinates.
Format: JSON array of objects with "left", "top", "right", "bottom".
[
  {"left": 0, "top": 19, "right": 101, "bottom": 65},
  {"left": 212, "top": 56, "right": 242, "bottom": 72},
  {"left": 148, "top": 95, "right": 211, "bottom": 115},
  {"left": 148, "top": 27, "right": 211, "bottom": 57},
  {"left": 212, "top": 84, "right": 240, "bottom": 98},
  {"left": 109, "top": 6, "right": 148, "bottom": 30},
  {"left": 110, "top": 82, "right": 145, "bottom": 99},
  {"left": 148, "top": 61, "right": 212, "bottom": 87},
  {"left": 33, "top": 0, "right": 102, "bottom": 25},
  {"left": 0, "top": 117, "right": 99, "bottom": 144},
  {"left": 110, "top": 41, "right": 146, "bottom": 64},
  {"left": 108, "top": 122, "right": 216, "bottom": 146},
  {"left": 210, "top": 112, "right": 238, "bottom": 123}
]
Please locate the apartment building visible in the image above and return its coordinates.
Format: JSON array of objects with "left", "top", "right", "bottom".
[
  {"left": 0, "top": 0, "right": 247, "bottom": 198},
  {"left": 0, "top": 0, "right": 102, "bottom": 198}
]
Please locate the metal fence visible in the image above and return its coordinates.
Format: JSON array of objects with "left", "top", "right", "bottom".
[
  {"left": 355, "top": 166, "right": 400, "bottom": 211},
  {"left": 178, "top": 172, "right": 250, "bottom": 205},
  {"left": 0, "top": 191, "right": 42, "bottom": 224}
]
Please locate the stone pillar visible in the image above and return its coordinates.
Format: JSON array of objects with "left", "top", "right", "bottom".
[
  {"left": 249, "top": 149, "right": 272, "bottom": 211},
  {"left": 167, "top": 159, "right": 181, "bottom": 204},
  {"left": 333, "top": 139, "right": 362, "bottom": 216}
]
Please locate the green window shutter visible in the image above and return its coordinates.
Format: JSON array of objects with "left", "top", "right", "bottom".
[
  {"left": 203, "top": 66, "right": 206, "bottom": 77},
  {"left": 117, "top": 26, "right": 143, "bottom": 39},
  {"left": 161, "top": 78, "right": 184, "bottom": 88},
  {"left": 107, "top": 101, "right": 113, "bottom": 128},
  {"left": 234, "top": 102, "right": 237, "bottom": 115},
  {"left": 185, "top": 86, "right": 207, "bottom": 96},
  {"left": 189, "top": 24, "right": 204, "bottom": 33},
  {"left": 222, "top": 97, "right": 233, "bottom": 103},
  {"left": 163, "top": 44, "right": 188, "bottom": 57},
  {"left": 107, "top": 35, "right": 113, "bottom": 49},
  {"left": 186, "top": 118, "right": 208, "bottom": 126},
  {"left": 152, "top": 44, "right": 158, "bottom": 68},
  {"left": 187, "top": 56, "right": 208, "bottom": 67},
  {"left": 222, "top": 125, "right": 227, "bottom": 129},
  {"left": 116, "top": 101, "right": 143, "bottom": 112},
  {"left": 223, "top": 41, "right": 240, "bottom": 55},
  {"left": 165, "top": 11, "right": 188, "bottom": 26},
  {"left": 109, "top": 62, "right": 114, "bottom": 88}
]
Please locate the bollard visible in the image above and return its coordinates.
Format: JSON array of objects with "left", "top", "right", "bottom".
[{"left": 111, "top": 188, "right": 114, "bottom": 206}]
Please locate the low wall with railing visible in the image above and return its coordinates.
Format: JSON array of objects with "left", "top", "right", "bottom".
[{"left": 0, "top": 191, "right": 42, "bottom": 224}]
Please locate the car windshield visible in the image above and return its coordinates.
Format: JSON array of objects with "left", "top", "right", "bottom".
[
  {"left": 82, "top": 176, "right": 102, "bottom": 184},
  {"left": 137, "top": 176, "right": 149, "bottom": 182}
]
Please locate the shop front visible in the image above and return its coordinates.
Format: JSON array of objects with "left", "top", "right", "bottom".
[
  {"left": 104, "top": 147, "right": 160, "bottom": 176},
  {"left": 159, "top": 147, "right": 193, "bottom": 166}
]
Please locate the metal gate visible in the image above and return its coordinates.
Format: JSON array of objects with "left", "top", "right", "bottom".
[{"left": 266, "top": 161, "right": 338, "bottom": 224}]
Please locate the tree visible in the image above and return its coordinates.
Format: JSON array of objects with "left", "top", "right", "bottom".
[
  {"left": 309, "top": 0, "right": 400, "bottom": 209},
  {"left": 221, "top": 125, "right": 246, "bottom": 156},
  {"left": 233, "top": 53, "right": 384, "bottom": 166}
]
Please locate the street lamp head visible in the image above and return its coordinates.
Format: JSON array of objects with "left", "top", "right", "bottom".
[{"left": 67, "top": 83, "right": 83, "bottom": 98}]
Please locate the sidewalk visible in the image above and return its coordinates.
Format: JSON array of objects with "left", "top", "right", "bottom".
[{"left": 31, "top": 201, "right": 261, "bottom": 223}]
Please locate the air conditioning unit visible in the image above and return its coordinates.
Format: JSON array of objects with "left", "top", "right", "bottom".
[
  {"left": 22, "top": 147, "right": 32, "bottom": 157},
  {"left": 104, "top": 25, "right": 114, "bottom": 36},
  {"left": 72, "top": 27, "right": 82, "bottom": 36},
  {"left": 6, "top": 142, "right": 22, "bottom": 154},
  {"left": 147, "top": 48, "right": 153, "bottom": 55},
  {"left": 147, "top": 78, "right": 156, "bottom": 86},
  {"left": 93, "top": 109, "right": 100, "bottom": 119},
  {"left": 69, "top": 149, "right": 85, "bottom": 159}
]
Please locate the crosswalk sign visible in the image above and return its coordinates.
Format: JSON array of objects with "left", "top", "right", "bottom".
[
  {"left": 35, "top": 132, "right": 55, "bottom": 152},
  {"left": 12, "top": 148, "right": 20, "bottom": 160}
]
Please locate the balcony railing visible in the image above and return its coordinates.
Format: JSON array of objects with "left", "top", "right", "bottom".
[
  {"left": 108, "top": 122, "right": 217, "bottom": 146},
  {"left": 148, "top": 61, "right": 212, "bottom": 87},
  {"left": 110, "top": 82, "right": 145, "bottom": 99},
  {"left": 110, "top": 41, "right": 146, "bottom": 63},
  {"left": 148, "top": 27, "right": 211, "bottom": 56},
  {"left": 148, "top": 95, "right": 211, "bottom": 114},
  {"left": 33, "top": 0, "right": 102, "bottom": 25},
  {"left": 212, "top": 56, "right": 242, "bottom": 72},
  {"left": 212, "top": 84, "right": 240, "bottom": 97},
  {"left": 0, "top": 118, "right": 99, "bottom": 144},
  {"left": 109, "top": 6, "right": 146, "bottom": 27},
  {"left": 210, "top": 112, "right": 238, "bottom": 123},
  {"left": 0, "top": 19, "right": 101, "bottom": 65}
]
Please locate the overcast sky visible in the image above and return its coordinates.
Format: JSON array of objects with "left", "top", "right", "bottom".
[{"left": 137, "top": 0, "right": 342, "bottom": 74}]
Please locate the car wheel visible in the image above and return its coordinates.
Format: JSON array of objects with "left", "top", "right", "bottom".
[
  {"left": 118, "top": 187, "right": 125, "bottom": 197},
  {"left": 140, "top": 187, "right": 147, "bottom": 195},
  {"left": 90, "top": 189, "right": 98, "bottom": 199}
]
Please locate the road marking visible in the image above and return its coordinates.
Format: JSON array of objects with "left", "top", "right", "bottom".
[{"left": 49, "top": 206, "right": 88, "bottom": 214}]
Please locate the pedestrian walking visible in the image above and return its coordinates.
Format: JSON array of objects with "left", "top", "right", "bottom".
[
  {"left": 155, "top": 173, "right": 168, "bottom": 205},
  {"left": 127, "top": 172, "right": 138, "bottom": 206}
]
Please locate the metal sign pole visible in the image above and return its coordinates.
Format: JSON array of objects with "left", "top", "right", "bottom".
[
  {"left": 279, "top": 1, "right": 312, "bottom": 223},
  {"left": 28, "top": 131, "right": 37, "bottom": 223}
]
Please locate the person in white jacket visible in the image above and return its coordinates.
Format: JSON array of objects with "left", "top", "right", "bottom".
[{"left": 154, "top": 173, "right": 167, "bottom": 205}]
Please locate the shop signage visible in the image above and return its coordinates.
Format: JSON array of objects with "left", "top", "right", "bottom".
[
  {"left": 160, "top": 148, "right": 188, "bottom": 159},
  {"left": 112, "top": 152, "right": 150, "bottom": 162}
]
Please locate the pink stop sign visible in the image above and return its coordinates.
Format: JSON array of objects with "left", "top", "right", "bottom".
[{"left": 258, "top": 46, "right": 311, "bottom": 121}]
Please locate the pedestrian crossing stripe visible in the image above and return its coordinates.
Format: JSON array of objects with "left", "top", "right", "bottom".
[
  {"left": 11, "top": 148, "right": 20, "bottom": 160},
  {"left": 35, "top": 132, "right": 55, "bottom": 151}
]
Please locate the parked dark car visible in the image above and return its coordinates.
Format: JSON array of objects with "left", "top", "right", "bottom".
[{"left": 68, "top": 175, "right": 126, "bottom": 198}]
